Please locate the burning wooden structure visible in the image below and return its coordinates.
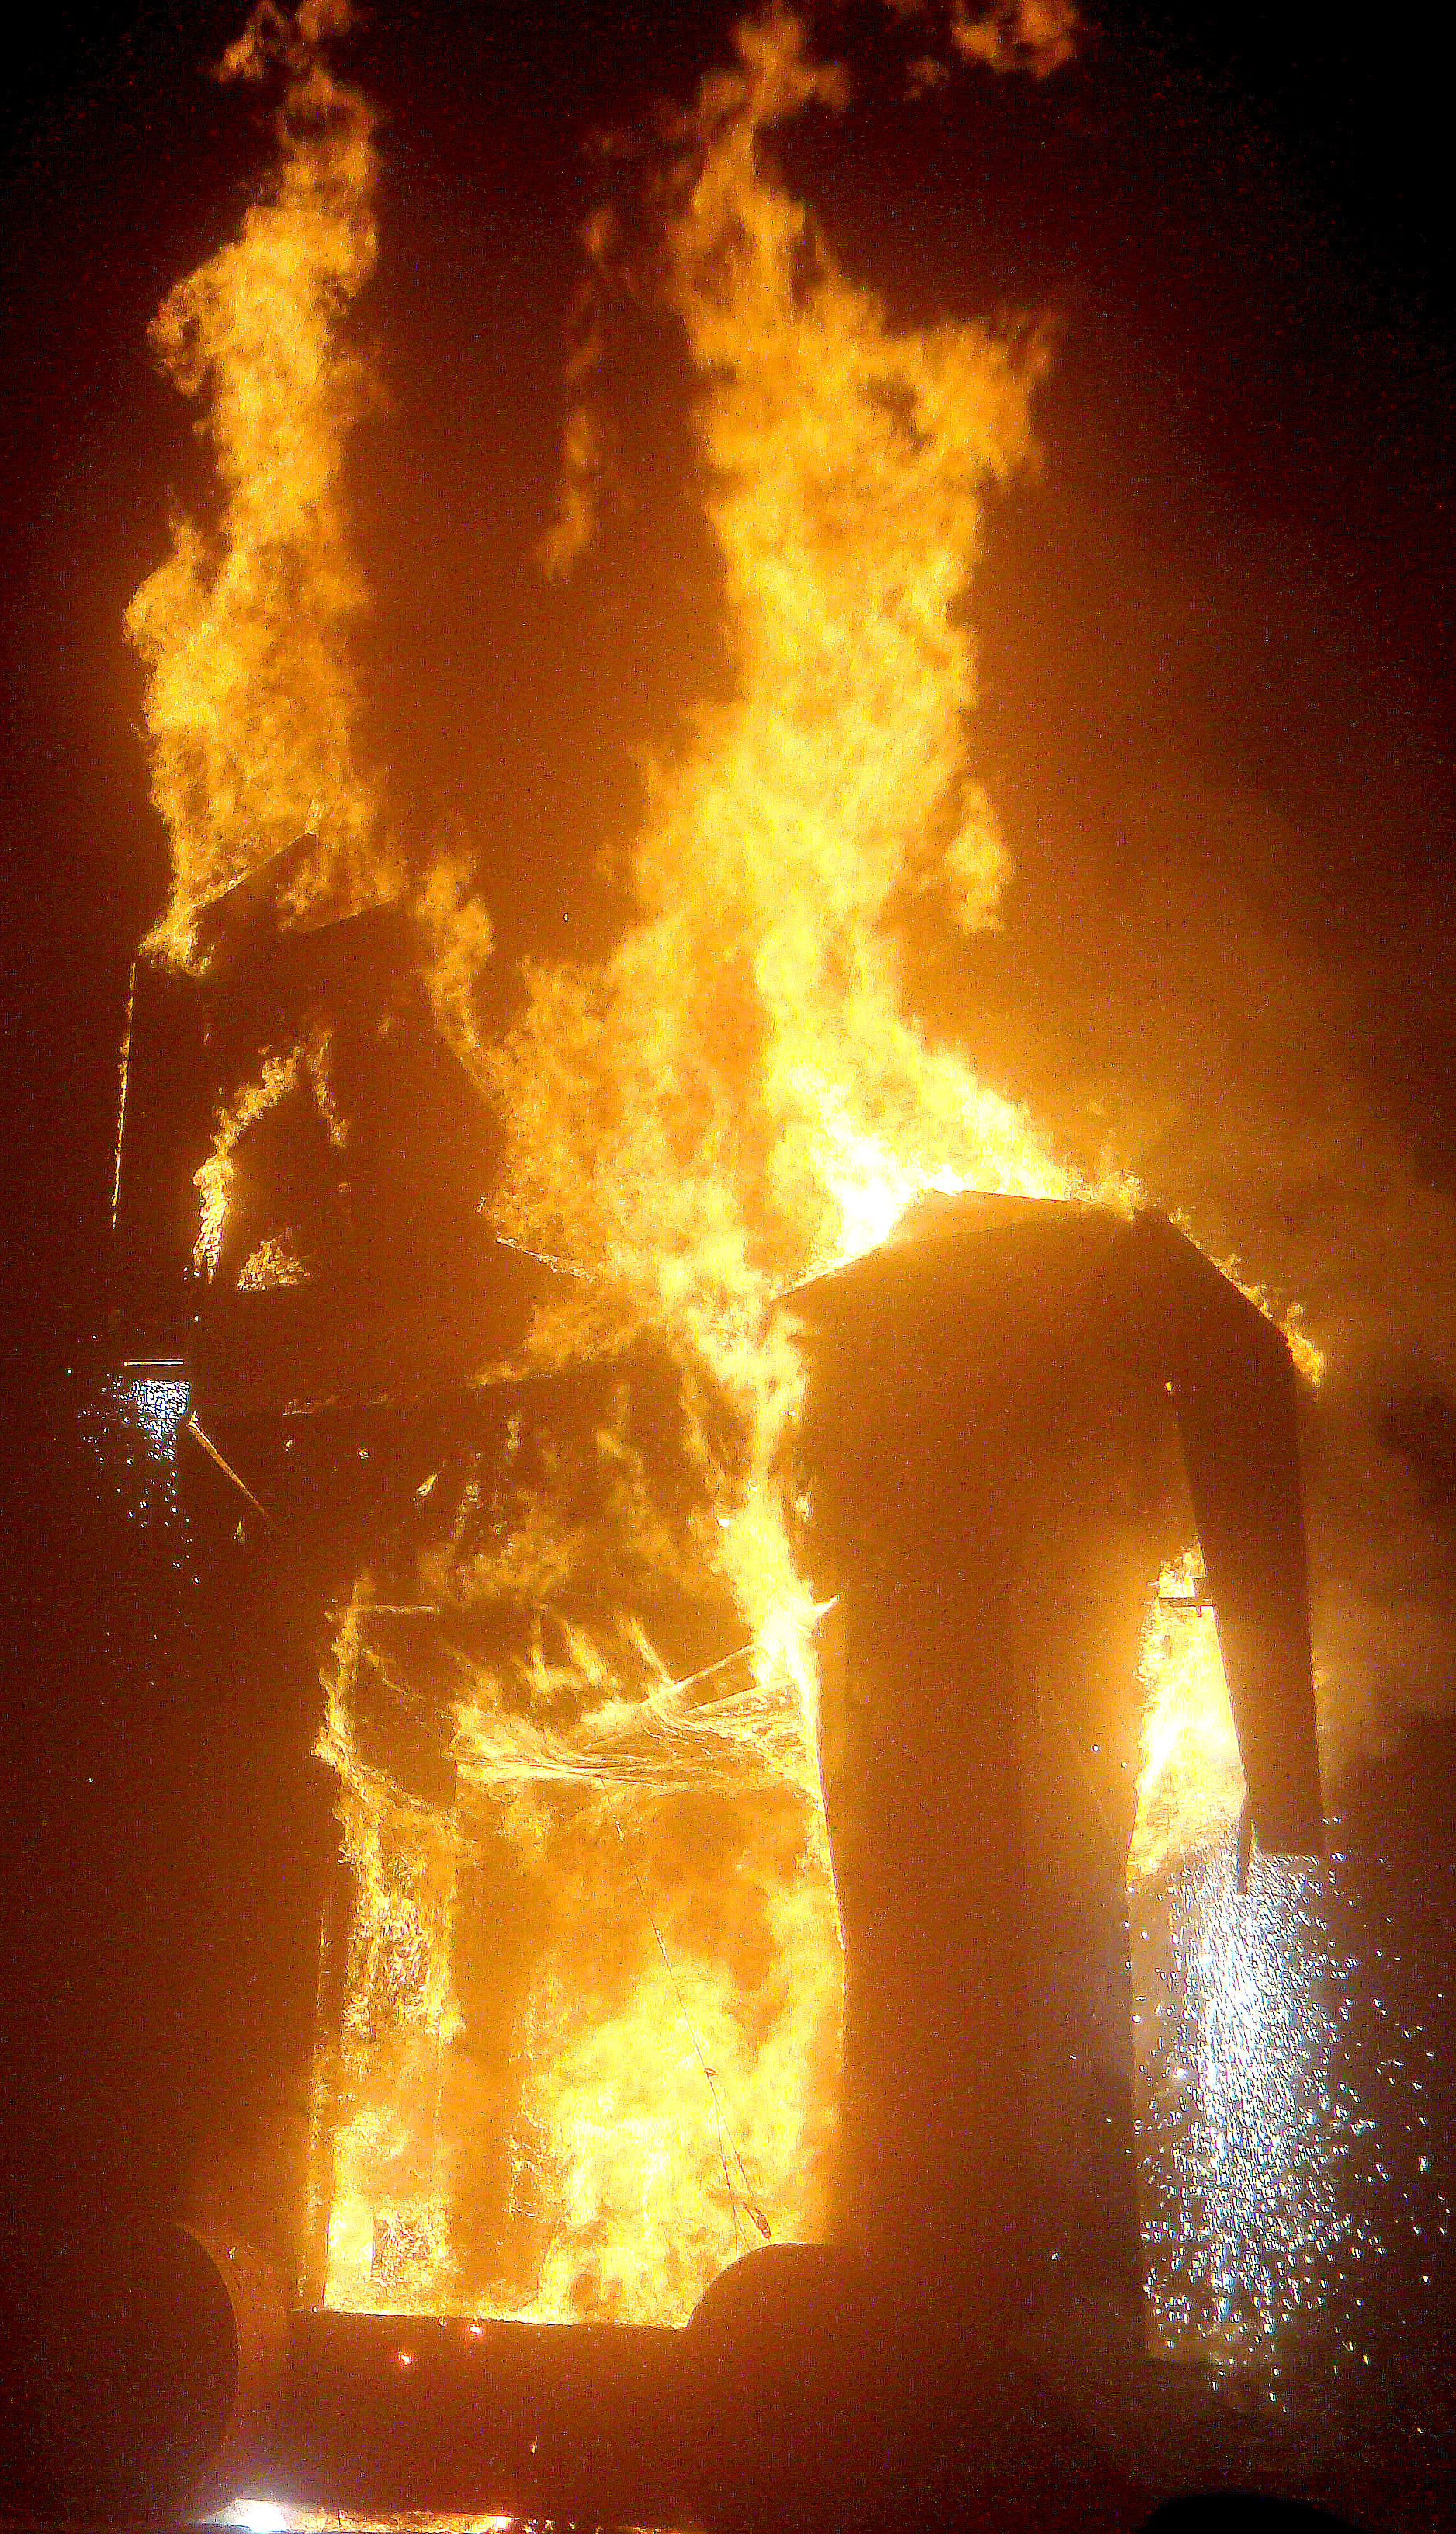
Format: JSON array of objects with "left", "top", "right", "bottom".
[{"left": 74, "top": 873, "right": 1328, "bottom": 2522}]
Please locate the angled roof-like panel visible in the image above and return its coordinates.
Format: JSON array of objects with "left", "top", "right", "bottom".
[{"left": 785, "top": 1192, "right": 1322, "bottom": 1855}]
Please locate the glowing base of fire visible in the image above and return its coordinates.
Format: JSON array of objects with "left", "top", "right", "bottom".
[{"left": 311, "top": 1615, "right": 844, "bottom": 2324}]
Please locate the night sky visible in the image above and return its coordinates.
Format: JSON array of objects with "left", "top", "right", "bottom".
[{"left": 2, "top": 0, "right": 1453, "bottom": 2458}]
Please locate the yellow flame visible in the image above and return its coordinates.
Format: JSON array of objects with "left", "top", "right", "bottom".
[
  {"left": 1211, "top": 1248, "right": 1325, "bottom": 1390},
  {"left": 125, "top": 0, "right": 395, "bottom": 967},
  {"left": 1128, "top": 1553, "right": 1246, "bottom": 1889},
  {"left": 373, "top": 2, "right": 1097, "bottom": 2322},
  {"left": 192, "top": 1021, "right": 343, "bottom": 1277},
  {"left": 488, "top": 8, "right": 1087, "bottom": 1319}
]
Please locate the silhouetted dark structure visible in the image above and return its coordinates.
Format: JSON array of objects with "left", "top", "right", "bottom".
[{"left": 788, "top": 1192, "right": 1321, "bottom": 2312}]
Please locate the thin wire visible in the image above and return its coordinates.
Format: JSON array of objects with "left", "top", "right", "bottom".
[
  {"left": 611, "top": 1807, "right": 771, "bottom": 2243},
  {"left": 184, "top": 1415, "right": 276, "bottom": 1527}
]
